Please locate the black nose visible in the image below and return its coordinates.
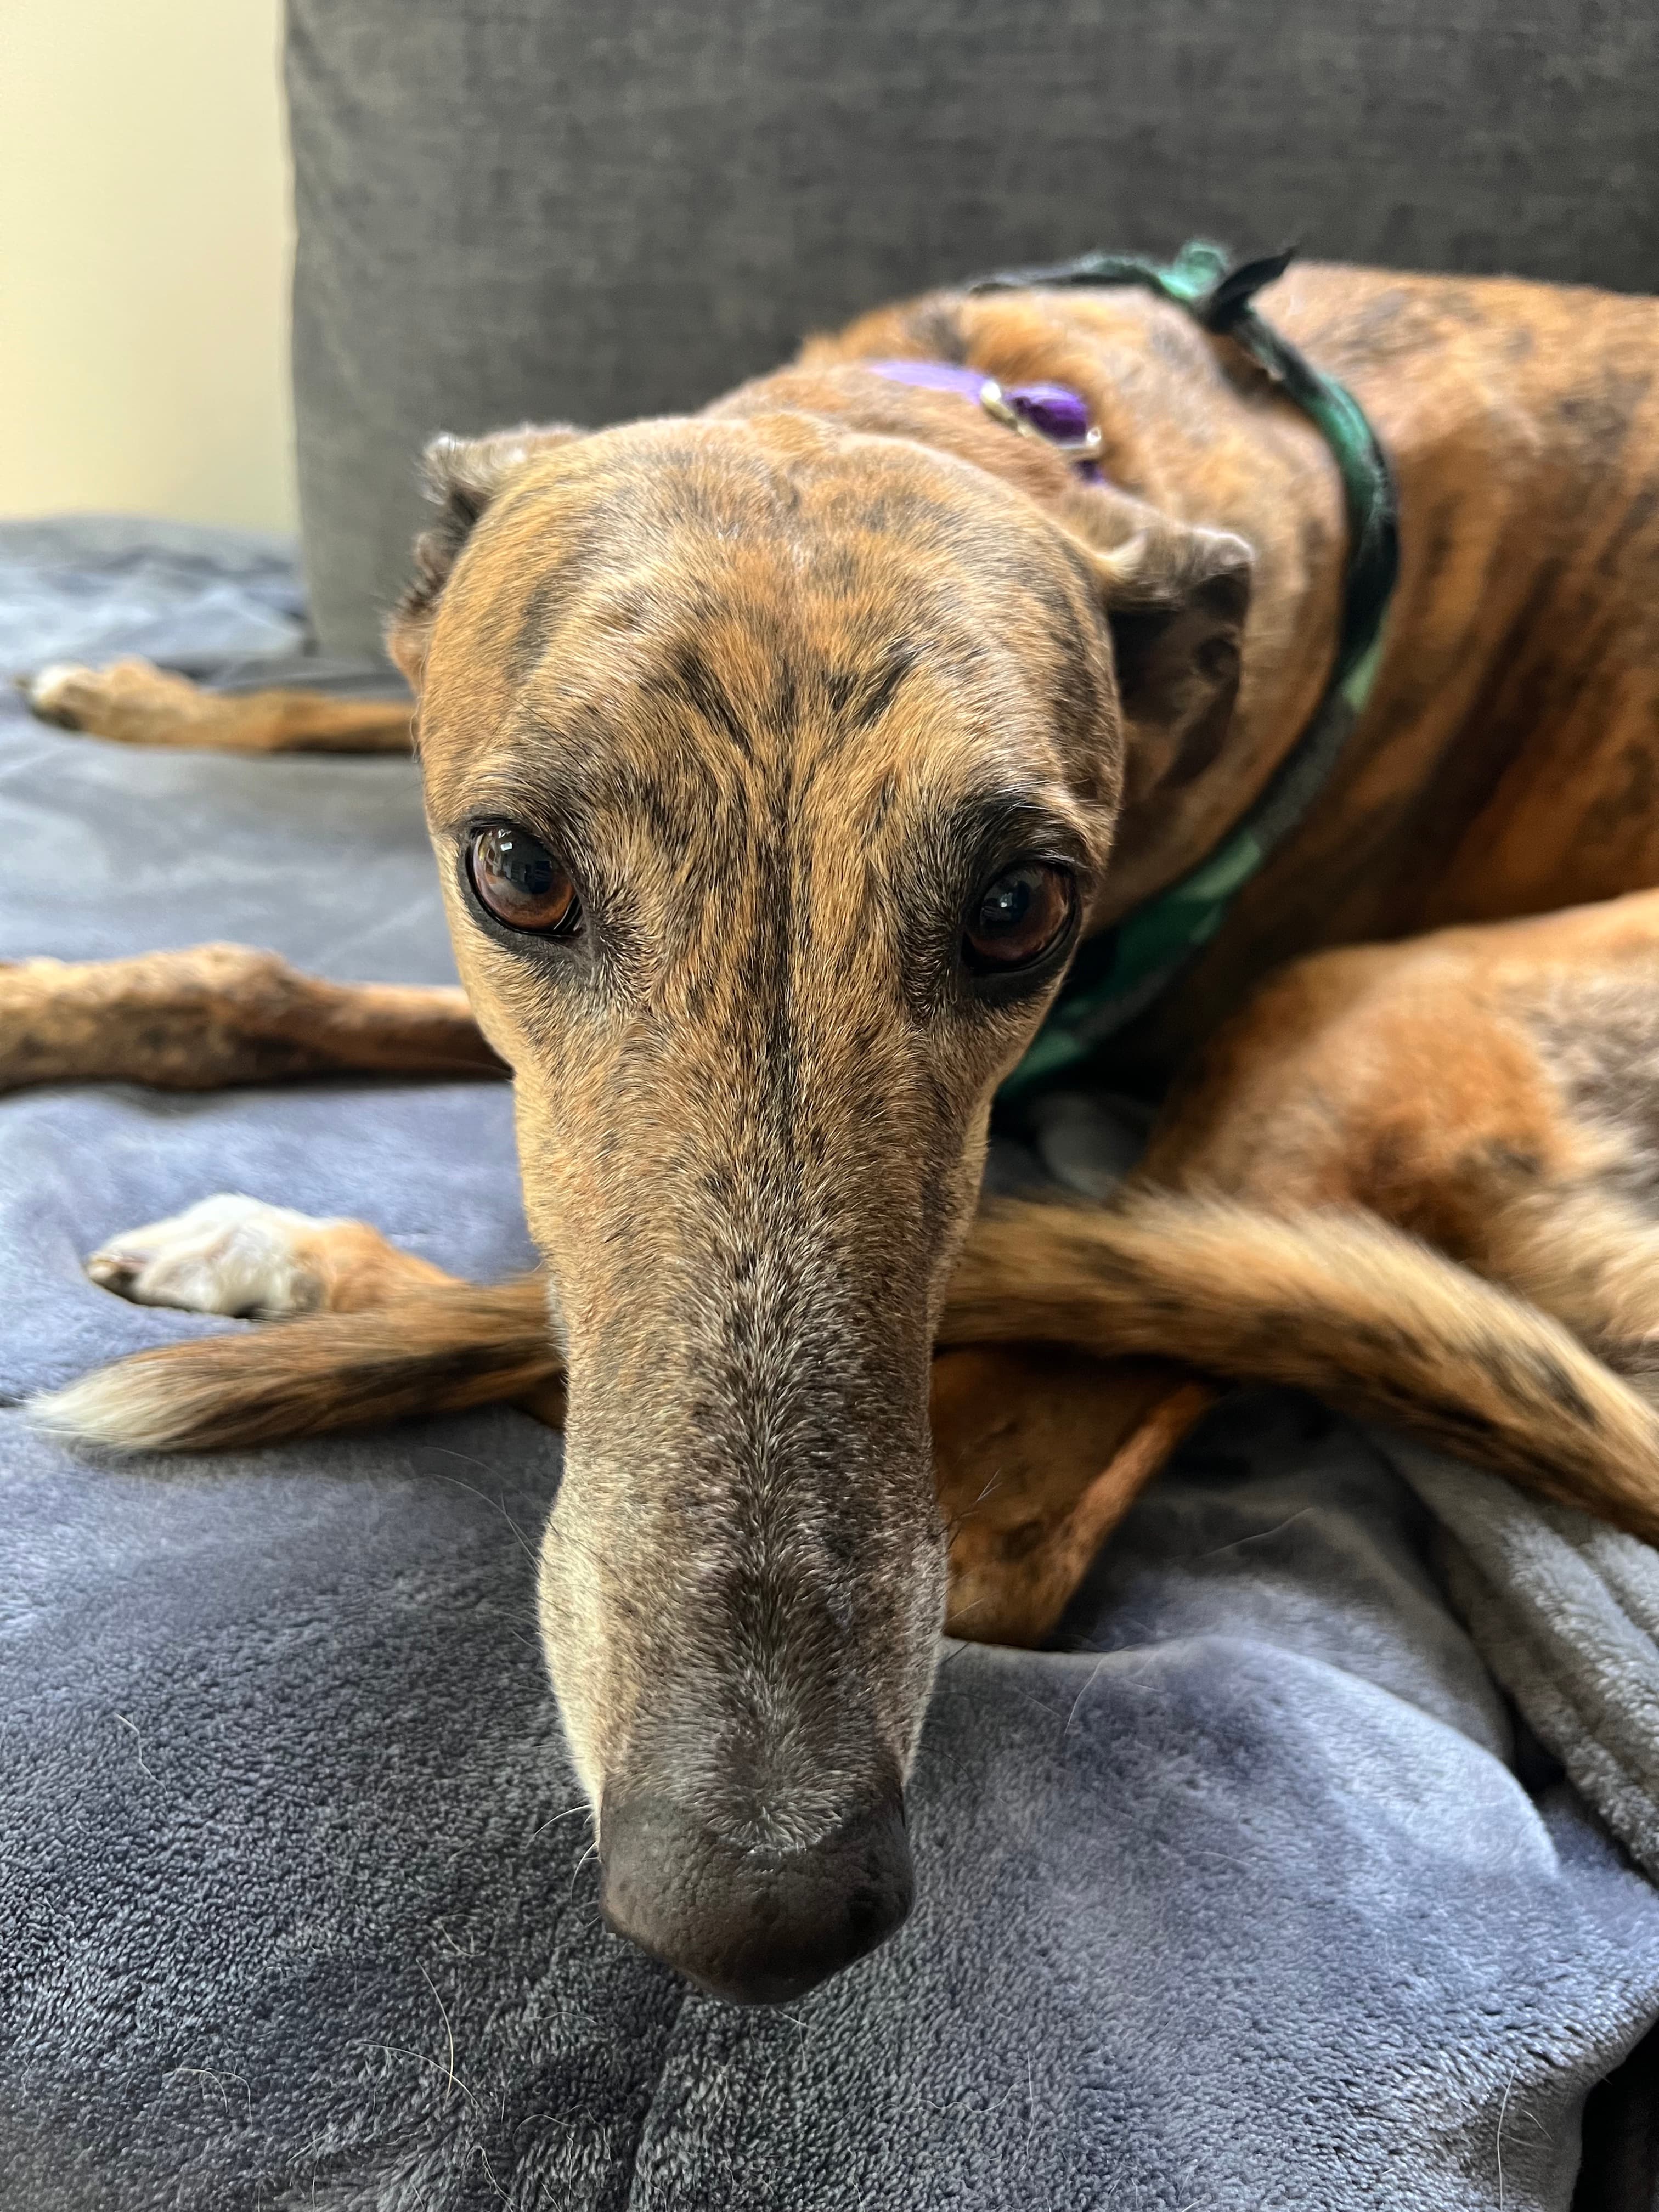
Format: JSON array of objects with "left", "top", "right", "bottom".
[{"left": 599, "top": 1786, "right": 913, "bottom": 2004}]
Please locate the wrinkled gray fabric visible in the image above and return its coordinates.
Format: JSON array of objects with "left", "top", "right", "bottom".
[
  {"left": 8, "top": 526, "right": 1659, "bottom": 2207},
  {"left": 0, "top": 517, "right": 309, "bottom": 674},
  {"left": 1393, "top": 1442, "right": 1659, "bottom": 1897},
  {"left": 285, "top": 0, "right": 1659, "bottom": 653}
]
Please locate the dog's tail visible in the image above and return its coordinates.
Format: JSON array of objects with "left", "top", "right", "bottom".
[
  {"left": 29, "top": 1194, "right": 1659, "bottom": 1542},
  {"left": 28, "top": 1276, "right": 559, "bottom": 1453}
]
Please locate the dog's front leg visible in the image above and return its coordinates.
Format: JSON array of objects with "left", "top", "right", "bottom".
[
  {"left": 22, "top": 661, "right": 413, "bottom": 752},
  {"left": 0, "top": 945, "right": 505, "bottom": 1092}
]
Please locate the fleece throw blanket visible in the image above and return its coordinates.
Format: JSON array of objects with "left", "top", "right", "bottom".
[{"left": 5, "top": 520, "right": 1659, "bottom": 2211}]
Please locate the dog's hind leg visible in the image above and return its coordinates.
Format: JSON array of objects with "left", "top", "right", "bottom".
[
  {"left": 887, "top": 885, "right": 1659, "bottom": 1644},
  {"left": 0, "top": 945, "right": 504, "bottom": 1091},
  {"left": 21, "top": 661, "right": 412, "bottom": 752},
  {"left": 1137, "top": 888, "right": 1659, "bottom": 1359}
]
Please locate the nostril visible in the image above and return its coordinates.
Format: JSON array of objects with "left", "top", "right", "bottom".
[{"left": 598, "top": 1787, "right": 913, "bottom": 2005}]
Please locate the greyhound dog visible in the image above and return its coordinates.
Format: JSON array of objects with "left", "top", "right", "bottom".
[{"left": 12, "top": 251, "right": 1659, "bottom": 2005}]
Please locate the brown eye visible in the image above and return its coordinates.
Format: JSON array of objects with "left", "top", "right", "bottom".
[
  {"left": 964, "top": 862, "right": 1074, "bottom": 972},
  {"left": 468, "top": 824, "right": 580, "bottom": 935}
]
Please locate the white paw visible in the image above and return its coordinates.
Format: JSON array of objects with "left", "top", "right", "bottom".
[
  {"left": 85, "top": 1194, "right": 342, "bottom": 1319},
  {"left": 21, "top": 662, "right": 93, "bottom": 727}
]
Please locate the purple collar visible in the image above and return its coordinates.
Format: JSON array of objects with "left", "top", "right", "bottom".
[{"left": 866, "top": 358, "right": 1104, "bottom": 481}]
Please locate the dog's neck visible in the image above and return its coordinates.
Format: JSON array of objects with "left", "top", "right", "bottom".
[{"left": 1046, "top": 304, "right": 1352, "bottom": 923}]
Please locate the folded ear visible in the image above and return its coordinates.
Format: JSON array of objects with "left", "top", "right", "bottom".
[
  {"left": 1085, "top": 516, "right": 1254, "bottom": 796},
  {"left": 386, "top": 423, "right": 584, "bottom": 687}
]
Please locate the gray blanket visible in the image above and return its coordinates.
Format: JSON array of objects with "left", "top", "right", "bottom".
[{"left": 7, "top": 522, "right": 1659, "bottom": 2210}]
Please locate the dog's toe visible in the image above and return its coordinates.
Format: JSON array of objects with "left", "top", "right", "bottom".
[
  {"left": 23, "top": 663, "right": 95, "bottom": 729},
  {"left": 86, "top": 1248, "right": 144, "bottom": 1294},
  {"left": 84, "top": 1194, "right": 334, "bottom": 1318}
]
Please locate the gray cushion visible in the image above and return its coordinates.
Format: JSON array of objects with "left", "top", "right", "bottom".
[{"left": 287, "top": 0, "right": 1658, "bottom": 655}]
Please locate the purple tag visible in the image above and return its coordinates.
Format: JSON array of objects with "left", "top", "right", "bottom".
[
  {"left": 864, "top": 359, "right": 1103, "bottom": 479},
  {"left": 1001, "top": 381, "right": 1092, "bottom": 445}
]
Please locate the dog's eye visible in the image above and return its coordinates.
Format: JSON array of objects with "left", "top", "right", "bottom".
[
  {"left": 468, "top": 825, "right": 580, "bottom": 935},
  {"left": 964, "top": 862, "right": 1074, "bottom": 972}
]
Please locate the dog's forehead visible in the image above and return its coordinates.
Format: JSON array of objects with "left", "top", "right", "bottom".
[
  {"left": 456, "top": 423, "right": 1078, "bottom": 668},
  {"left": 419, "top": 417, "right": 1109, "bottom": 820}
]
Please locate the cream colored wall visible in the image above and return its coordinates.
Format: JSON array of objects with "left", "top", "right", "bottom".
[{"left": 0, "top": 0, "right": 297, "bottom": 534}]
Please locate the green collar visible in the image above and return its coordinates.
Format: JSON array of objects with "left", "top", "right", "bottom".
[{"left": 973, "top": 242, "right": 1400, "bottom": 1103}]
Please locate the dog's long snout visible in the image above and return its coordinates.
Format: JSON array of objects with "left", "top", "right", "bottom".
[{"left": 599, "top": 1782, "right": 913, "bottom": 2004}]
